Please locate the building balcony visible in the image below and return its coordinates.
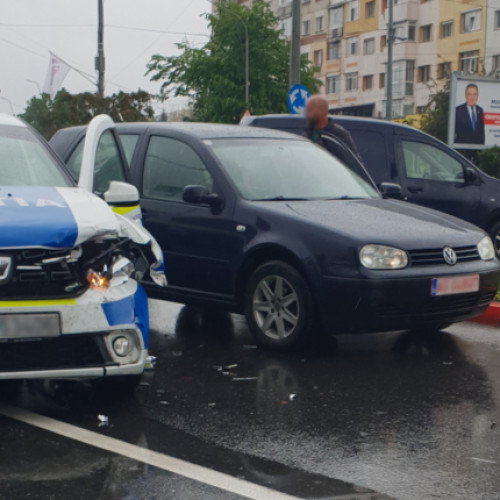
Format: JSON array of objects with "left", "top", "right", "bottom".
[
  {"left": 328, "top": 27, "right": 344, "bottom": 39},
  {"left": 277, "top": 4, "right": 292, "bottom": 19},
  {"left": 329, "top": 0, "right": 347, "bottom": 7},
  {"left": 393, "top": 0, "right": 418, "bottom": 23}
]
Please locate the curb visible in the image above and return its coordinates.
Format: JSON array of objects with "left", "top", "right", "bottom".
[{"left": 472, "top": 302, "right": 500, "bottom": 327}]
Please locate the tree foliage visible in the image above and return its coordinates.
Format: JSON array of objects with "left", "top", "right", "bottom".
[
  {"left": 20, "top": 89, "right": 155, "bottom": 139},
  {"left": 146, "top": 1, "right": 322, "bottom": 123},
  {"left": 420, "top": 82, "right": 450, "bottom": 143},
  {"left": 477, "top": 146, "right": 500, "bottom": 178}
]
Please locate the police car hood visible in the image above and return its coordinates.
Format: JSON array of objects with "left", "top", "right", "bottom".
[{"left": 0, "top": 186, "right": 122, "bottom": 249}]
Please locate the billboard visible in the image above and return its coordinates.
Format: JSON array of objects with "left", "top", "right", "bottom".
[{"left": 448, "top": 73, "right": 500, "bottom": 150}]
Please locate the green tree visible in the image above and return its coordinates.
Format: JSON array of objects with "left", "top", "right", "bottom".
[
  {"left": 477, "top": 147, "right": 500, "bottom": 178},
  {"left": 20, "top": 89, "right": 155, "bottom": 139},
  {"left": 420, "top": 82, "right": 450, "bottom": 143},
  {"left": 146, "top": 1, "right": 322, "bottom": 123}
]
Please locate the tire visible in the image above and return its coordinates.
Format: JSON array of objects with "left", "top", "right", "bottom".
[
  {"left": 489, "top": 221, "right": 500, "bottom": 259},
  {"left": 244, "top": 260, "right": 315, "bottom": 350}
]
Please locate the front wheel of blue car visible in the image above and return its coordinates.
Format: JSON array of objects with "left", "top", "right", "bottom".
[{"left": 245, "top": 261, "right": 315, "bottom": 350}]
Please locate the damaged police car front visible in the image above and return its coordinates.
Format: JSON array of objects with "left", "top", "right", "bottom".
[{"left": 0, "top": 114, "right": 165, "bottom": 385}]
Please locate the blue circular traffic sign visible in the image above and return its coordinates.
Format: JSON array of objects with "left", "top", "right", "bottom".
[{"left": 287, "top": 84, "right": 310, "bottom": 114}]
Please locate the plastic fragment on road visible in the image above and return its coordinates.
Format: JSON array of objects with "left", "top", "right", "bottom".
[
  {"left": 224, "top": 364, "right": 238, "bottom": 370},
  {"left": 97, "top": 414, "right": 109, "bottom": 427},
  {"left": 232, "top": 377, "right": 258, "bottom": 382},
  {"left": 243, "top": 345, "right": 258, "bottom": 349},
  {"left": 442, "top": 361, "right": 453, "bottom": 366},
  {"left": 289, "top": 394, "right": 297, "bottom": 401},
  {"left": 145, "top": 355, "right": 157, "bottom": 370},
  {"left": 470, "top": 457, "right": 496, "bottom": 464},
  {"left": 159, "top": 400, "right": 169, "bottom": 406},
  {"left": 208, "top": 402, "right": 216, "bottom": 407},
  {"left": 172, "top": 351, "right": 183, "bottom": 357}
]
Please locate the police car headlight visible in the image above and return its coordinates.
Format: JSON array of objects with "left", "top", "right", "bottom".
[
  {"left": 360, "top": 244, "right": 408, "bottom": 270},
  {"left": 478, "top": 236, "right": 495, "bottom": 261}
]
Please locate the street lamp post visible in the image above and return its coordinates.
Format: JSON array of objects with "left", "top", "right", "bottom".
[{"left": 0, "top": 96, "right": 15, "bottom": 115}]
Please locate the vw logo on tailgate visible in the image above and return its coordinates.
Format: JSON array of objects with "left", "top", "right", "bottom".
[
  {"left": 443, "top": 247, "right": 458, "bottom": 265},
  {"left": 0, "top": 256, "right": 12, "bottom": 283}
]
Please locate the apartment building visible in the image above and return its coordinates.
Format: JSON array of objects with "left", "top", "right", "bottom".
[{"left": 222, "top": 0, "right": 497, "bottom": 118}]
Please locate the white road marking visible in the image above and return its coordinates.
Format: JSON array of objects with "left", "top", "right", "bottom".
[{"left": 0, "top": 404, "right": 300, "bottom": 500}]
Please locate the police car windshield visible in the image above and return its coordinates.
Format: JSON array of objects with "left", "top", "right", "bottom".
[
  {"left": 207, "top": 138, "right": 379, "bottom": 201},
  {"left": 0, "top": 125, "right": 71, "bottom": 187}
]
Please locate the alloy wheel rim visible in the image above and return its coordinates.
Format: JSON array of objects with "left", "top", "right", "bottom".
[{"left": 252, "top": 275, "right": 299, "bottom": 340}]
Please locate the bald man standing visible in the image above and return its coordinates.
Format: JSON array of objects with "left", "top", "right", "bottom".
[{"left": 304, "top": 95, "right": 363, "bottom": 164}]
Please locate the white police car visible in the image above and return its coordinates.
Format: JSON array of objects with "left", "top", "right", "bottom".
[{"left": 0, "top": 114, "right": 166, "bottom": 387}]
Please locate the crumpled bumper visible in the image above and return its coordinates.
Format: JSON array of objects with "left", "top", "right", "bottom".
[{"left": 0, "top": 279, "right": 149, "bottom": 380}]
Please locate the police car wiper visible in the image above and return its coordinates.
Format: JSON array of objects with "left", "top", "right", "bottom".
[{"left": 326, "top": 195, "right": 367, "bottom": 200}]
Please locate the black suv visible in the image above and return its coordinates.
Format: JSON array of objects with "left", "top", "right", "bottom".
[{"left": 242, "top": 114, "right": 500, "bottom": 257}]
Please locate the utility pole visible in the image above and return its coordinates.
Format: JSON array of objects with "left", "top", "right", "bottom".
[
  {"left": 290, "top": 0, "right": 301, "bottom": 87},
  {"left": 244, "top": 23, "right": 249, "bottom": 108},
  {"left": 385, "top": 0, "right": 394, "bottom": 120},
  {"left": 95, "top": 0, "right": 105, "bottom": 97}
]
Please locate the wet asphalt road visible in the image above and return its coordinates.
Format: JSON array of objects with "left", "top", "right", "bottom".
[{"left": 2, "top": 300, "right": 500, "bottom": 500}]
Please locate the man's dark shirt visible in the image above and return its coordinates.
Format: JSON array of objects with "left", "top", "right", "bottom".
[{"left": 305, "top": 121, "right": 364, "bottom": 164}]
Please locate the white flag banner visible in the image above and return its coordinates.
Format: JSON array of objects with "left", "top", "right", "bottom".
[{"left": 42, "top": 52, "right": 71, "bottom": 99}]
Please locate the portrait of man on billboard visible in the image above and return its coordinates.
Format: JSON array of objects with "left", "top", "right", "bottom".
[{"left": 454, "top": 83, "right": 485, "bottom": 145}]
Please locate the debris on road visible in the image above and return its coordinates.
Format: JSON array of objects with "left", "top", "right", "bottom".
[
  {"left": 289, "top": 394, "right": 297, "bottom": 401},
  {"left": 224, "top": 364, "right": 238, "bottom": 370},
  {"left": 491, "top": 421, "right": 497, "bottom": 430},
  {"left": 442, "top": 361, "right": 453, "bottom": 366},
  {"left": 470, "top": 457, "right": 496, "bottom": 464},
  {"left": 208, "top": 402, "right": 216, "bottom": 408},
  {"left": 97, "top": 414, "right": 109, "bottom": 427},
  {"left": 159, "top": 400, "right": 169, "bottom": 406},
  {"left": 145, "top": 355, "right": 157, "bottom": 370},
  {"left": 232, "top": 377, "right": 258, "bottom": 382},
  {"left": 243, "top": 344, "right": 258, "bottom": 349}
]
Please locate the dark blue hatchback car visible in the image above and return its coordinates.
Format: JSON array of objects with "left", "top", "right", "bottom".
[{"left": 50, "top": 123, "right": 500, "bottom": 349}]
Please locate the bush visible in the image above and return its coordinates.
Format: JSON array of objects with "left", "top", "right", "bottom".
[{"left": 477, "top": 147, "right": 500, "bottom": 178}]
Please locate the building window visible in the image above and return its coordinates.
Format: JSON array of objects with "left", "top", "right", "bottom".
[
  {"left": 302, "top": 20, "right": 310, "bottom": 35},
  {"left": 380, "top": 35, "right": 387, "bottom": 50},
  {"left": 363, "top": 38, "right": 375, "bottom": 55},
  {"left": 408, "top": 25, "right": 416, "bottom": 41},
  {"left": 379, "top": 73, "right": 386, "bottom": 88},
  {"left": 418, "top": 65, "right": 431, "bottom": 82},
  {"left": 348, "top": 0, "right": 359, "bottom": 21},
  {"left": 329, "top": 7, "right": 343, "bottom": 28},
  {"left": 495, "top": 10, "right": 500, "bottom": 29},
  {"left": 346, "top": 72, "right": 358, "bottom": 91},
  {"left": 460, "top": 50, "right": 479, "bottom": 74},
  {"left": 315, "top": 16, "right": 324, "bottom": 33},
  {"left": 313, "top": 49, "right": 323, "bottom": 67},
  {"left": 392, "top": 60, "right": 414, "bottom": 97},
  {"left": 406, "top": 60, "right": 415, "bottom": 95},
  {"left": 438, "top": 62, "right": 451, "bottom": 79},
  {"left": 363, "top": 75, "right": 374, "bottom": 90},
  {"left": 440, "top": 21, "right": 453, "bottom": 38},
  {"left": 461, "top": 9, "right": 481, "bottom": 33},
  {"left": 365, "top": 1, "right": 375, "bottom": 18},
  {"left": 346, "top": 37, "right": 358, "bottom": 56},
  {"left": 328, "top": 41, "right": 340, "bottom": 60},
  {"left": 493, "top": 55, "right": 500, "bottom": 72},
  {"left": 327, "top": 75, "right": 339, "bottom": 94},
  {"left": 420, "top": 24, "right": 432, "bottom": 42}
]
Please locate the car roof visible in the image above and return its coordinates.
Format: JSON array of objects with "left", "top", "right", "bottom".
[
  {"left": 244, "top": 113, "right": 417, "bottom": 132},
  {"left": 0, "top": 114, "right": 27, "bottom": 127},
  {"left": 116, "top": 122, "right": 307, "bottom": 140}
]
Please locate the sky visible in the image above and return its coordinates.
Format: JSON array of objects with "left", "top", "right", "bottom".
[{"left": 0, "top": 0, "right": 211, "bottom": 116}]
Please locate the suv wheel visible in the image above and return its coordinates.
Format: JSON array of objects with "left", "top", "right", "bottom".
[{"left": 244, "top": 261, "right": 315, "bottom": 350}]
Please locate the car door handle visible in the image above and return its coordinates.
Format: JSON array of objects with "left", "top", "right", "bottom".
[{"left": 407, "top": 186, "right": 423, "bottom": 194}]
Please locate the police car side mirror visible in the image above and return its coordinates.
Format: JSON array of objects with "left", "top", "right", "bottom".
[
  {"left": 463, "top": 167, "right": 478, "bottom": 184},
  {"left": 104, "top": 181, "right": 140, "bottom": 206}
]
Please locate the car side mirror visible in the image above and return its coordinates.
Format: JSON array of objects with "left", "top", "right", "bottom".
[
  {"left": 379, "top": 182, "right": 403, "bottom": 199},
  {"left": 183, "top": 185, "right": 224, "bottom": 212},
  {"left": 104, "top": 181, "right": 140, "bottom": 205},
  {"left": 464, "top": 167, "right": 478, "bottom": 184}
]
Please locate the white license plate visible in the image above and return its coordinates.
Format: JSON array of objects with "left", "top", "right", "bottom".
[
  {"left": 431, "top": 275, "right": 480, "bottom": 297},
  {"left": 0, "top": 313, "right": 60, "bottom": 339}
]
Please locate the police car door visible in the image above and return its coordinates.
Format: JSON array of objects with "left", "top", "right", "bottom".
[{"left": 79, "top": 114, "right": 141, "bottom": 222}]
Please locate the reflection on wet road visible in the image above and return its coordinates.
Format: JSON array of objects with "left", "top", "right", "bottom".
[{"left": 2, "top": 299, "right": 500, "bottom": 500}]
